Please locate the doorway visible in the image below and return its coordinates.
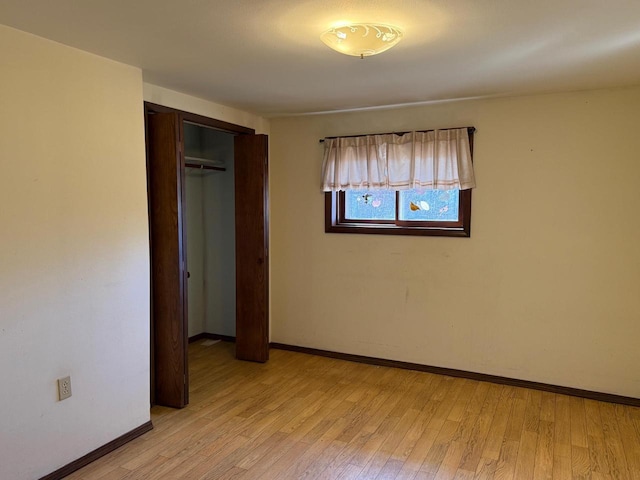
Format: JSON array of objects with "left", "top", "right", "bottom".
[{"left": 145, "top": 103, "right": 269, "bottom": 408}]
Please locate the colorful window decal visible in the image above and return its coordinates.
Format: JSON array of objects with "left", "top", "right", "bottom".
[
  {"left": 399, "top": 190, "right": 459, "bottom": 222},
  {"left": 344, "top": 190, "right": 396, "bottom": 221}
]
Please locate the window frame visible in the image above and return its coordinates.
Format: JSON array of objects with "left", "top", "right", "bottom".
[
  {"left": 325, "top": 188, "right": 472, "bottom": 237},
  {"left": 325, "top": 127, "right": 474, "bottom": 237}
]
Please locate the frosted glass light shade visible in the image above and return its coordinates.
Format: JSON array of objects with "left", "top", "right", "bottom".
[{"left": 320, "top": 23, "right": 403, "bottom": 58}]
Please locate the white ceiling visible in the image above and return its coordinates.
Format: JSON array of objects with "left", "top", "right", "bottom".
[{"left": 2, "top": 0, "right": 640, "bottom": 116}]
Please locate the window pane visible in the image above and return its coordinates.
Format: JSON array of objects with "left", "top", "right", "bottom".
[
  {"left": 344, "top": 190, "right": 396, "bottom": 220},
  {"left": 398, "top": 189, "right": 459, "bottom": 222}
]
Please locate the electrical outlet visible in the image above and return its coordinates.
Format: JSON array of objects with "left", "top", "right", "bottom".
[{"left": 58, "top": 376, "right": 72, "bottom": 401}]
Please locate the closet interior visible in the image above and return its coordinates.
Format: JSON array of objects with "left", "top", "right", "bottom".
[{"left": 184, "top": 122, "right": 236, "bottom": 340}]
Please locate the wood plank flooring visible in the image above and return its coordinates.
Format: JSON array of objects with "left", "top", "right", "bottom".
[{"left": 67, "top": 341, "right": 640, "bottom": 479}]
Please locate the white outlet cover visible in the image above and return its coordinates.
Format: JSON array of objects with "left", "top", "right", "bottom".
[{"left": 58, "top": 376, "right": 72, "bottom": 401}]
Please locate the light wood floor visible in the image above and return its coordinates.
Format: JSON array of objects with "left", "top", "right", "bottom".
[{"left": 68, "top": 341, "right": 640, "bottom": 479}]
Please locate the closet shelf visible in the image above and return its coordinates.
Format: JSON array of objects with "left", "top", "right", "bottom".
[{"left": 184, "top": 155, "right": 226, "bottom": 172}]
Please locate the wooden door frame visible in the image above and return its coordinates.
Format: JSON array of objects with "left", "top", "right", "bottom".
[
  {"left": 144, "top": 102, "right": 266, "bottom": 407},
  {"left": 145, "top": 103, "right": 255, "bottom": 136}
]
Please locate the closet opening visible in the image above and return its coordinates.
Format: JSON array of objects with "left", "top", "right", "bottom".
[
  {"left": 145, "top": 103, "right": 269, "bottom": 409},
  {"left": 184, "top": 123, "right": 236, "bottom": 344}
]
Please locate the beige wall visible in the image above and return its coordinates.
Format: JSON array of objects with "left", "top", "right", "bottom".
[
  {"left": 270, "top": 86, "right": 640, "bottom": 398},
  {"left": 0, "top": 26, "right": 149, "bottom": 479}
]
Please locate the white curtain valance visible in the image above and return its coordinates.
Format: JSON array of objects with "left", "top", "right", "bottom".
[{"left": 321, "top": 128, "right": 475, "bottom": 191}]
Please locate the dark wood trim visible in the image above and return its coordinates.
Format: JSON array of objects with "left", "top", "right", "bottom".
[
  {"left": 325, "top": 193, "right": 471, "bottom": 237},
  {"left": 270, "top": 343, "right": 640, "bottom": 408},
  {"left": 39, "top": 421, "right": 153, "bottom": 480},
  {"left": 332, "top": 189, "right": 471, "bottom": 236},
  {"left": 189, "top": 332, "right": 237, "bottom": 343},
  {"left": 144, "top": 103, "right": 155, "bottom": 407},
  {"left": 188, "top": 332, "right": 208, "bottom": 343},
  {"left": 144, "top": 102, "right": 255, "bottom": 136}
]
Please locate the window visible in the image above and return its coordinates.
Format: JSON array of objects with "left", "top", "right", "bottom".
[
  {"left": 323, "top": 127, "right": 474, "bottom": 237},
  {"left": 325, "top": 188, "right": 471, "bottom": 237}
]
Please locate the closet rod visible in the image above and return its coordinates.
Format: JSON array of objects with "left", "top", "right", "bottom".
[
  {"left": 185, "top": 162, "right": 226, "bottom": 172},
  {"left": 318, "top": 126, "right": 476, "bottom": 143}
]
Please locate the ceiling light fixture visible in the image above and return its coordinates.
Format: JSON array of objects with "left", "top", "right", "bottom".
[{"left": 320, "top": 23, "right": 403, "bottom": 59}]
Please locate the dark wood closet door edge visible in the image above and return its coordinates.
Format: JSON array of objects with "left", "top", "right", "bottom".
[
  {"left": 270, "top": 343, "right": 640, "bottom": 408},
  {"left": 234, "top": 134, "right": 269, "bottom": 363},
  {"left": 147, "top": 112, "right": 187, "bottom": 409}
]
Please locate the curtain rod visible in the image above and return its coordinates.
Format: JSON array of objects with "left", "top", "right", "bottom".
[{"left": 318, "top": 126, "right": 475, "bottom": 143}]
